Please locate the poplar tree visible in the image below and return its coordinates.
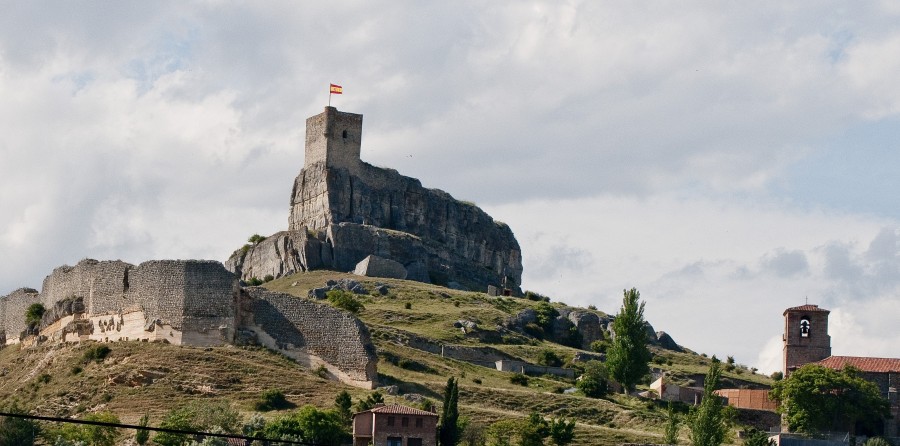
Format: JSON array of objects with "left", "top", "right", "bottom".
[
  {"left": 440, "top": 377, "right": 460, "bottom": 446},
  {"left": 606, "top": 288, "right": 652, "bottom": 393},
  {"left": 689, "top": 359, "right": 731, "bottom": 446}
]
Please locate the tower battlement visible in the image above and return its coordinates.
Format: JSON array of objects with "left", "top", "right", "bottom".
[{"left": 304, "top": 107, "right": 363, "bottom": 170}]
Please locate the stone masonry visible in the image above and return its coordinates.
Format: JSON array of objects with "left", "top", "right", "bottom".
[
  {"left": 228, "top": 106, "right": 524, "bottom": 293},
  {"left": 1, "top": 258, "right": 378, "bottom": 388}
]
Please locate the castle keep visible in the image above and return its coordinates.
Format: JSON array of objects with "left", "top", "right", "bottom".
[{"left": 227, "top": 107, "right": 523, "bottom": 293}]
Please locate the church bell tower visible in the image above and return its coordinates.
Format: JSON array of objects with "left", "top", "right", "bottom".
[{"left": 782, "top": 304, "right": 831, "bottom": 377}]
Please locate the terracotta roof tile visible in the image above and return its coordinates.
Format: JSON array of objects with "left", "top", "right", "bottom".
[
  {"left": 817, "top": 356, "right": 900, "bottom": 373},
  {"left": 363, "top": 404, "right": 438, "bottom": 416},
  {"left": 783, "top": 304, "right": 829, "bottom": 314}
]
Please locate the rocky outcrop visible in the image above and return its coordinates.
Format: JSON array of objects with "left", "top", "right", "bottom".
[
  {"left": 227, "top": 107, "right": 523, "bottom": 293},
  {"left": 353, "top": 255, "right": 408, "bottom": 280}
]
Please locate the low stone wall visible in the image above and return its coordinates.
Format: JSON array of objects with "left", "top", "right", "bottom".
[
  {"left": 242, "top": 288, "right": 377, "bottom": 388},
  {"left": 716, "top": 389, "right": 778, "bottom": 411}
]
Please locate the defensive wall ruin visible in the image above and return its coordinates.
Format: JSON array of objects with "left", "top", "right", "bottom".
[{"left": 0, "top": 258, "right": 378, "bottom": 388}]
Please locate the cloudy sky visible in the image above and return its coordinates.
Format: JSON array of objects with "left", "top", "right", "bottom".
[{"left": 1, "top": 2, "right": 898, "bottom": 373}]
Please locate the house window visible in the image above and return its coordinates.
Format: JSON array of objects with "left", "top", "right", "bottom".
[
  {"left": 387, "top": 416, "right": 395, "bottom": 426},
  {"left": 408, "top": 438, "right": 423, "bottom": 446},
  {"left": 415, "top": 417, "right": 423, "bottom": 428},
  {"left": 387, "top": 437, "right": 402, "bottom": 446},
  {"left": 800, "top": 318, "right": 810, "bottom": 337},
  {"left": 402, "top": 417, "right": 409, "bottom": 427}
]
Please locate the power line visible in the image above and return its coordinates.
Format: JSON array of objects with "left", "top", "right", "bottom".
[{"left": 0, "top": 411, "right": 323, "bottom": 445}]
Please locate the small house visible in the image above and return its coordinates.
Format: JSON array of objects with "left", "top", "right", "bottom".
[{"left": 352, "top": 404, "right": 438, "bottom": 446}]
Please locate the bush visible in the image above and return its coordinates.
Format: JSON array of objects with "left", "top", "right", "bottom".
[
  {"left": 247, "top": 234, "right": 266, "bottom": 244},
  {"left": 327, "top": 290, "right": 364, "bottom": 314},
  {"left": 537, "top": 349, "right": 563, "bottom": 367},
  {"left": 82, "top": 344, "right": 112, "bottom": 364},
  {"left": 263, "top": 274, "right": 275, "bottom": 283},
  {"left": 523, "top": 322, "right": 545, "bottom": 339},
  {"left": 524, "top": 291, "right": 548, "bottom": 302},
  {"left": 770, "top": 371, "right": 783, "bottom": 381},
  {"left": 577, "top": 360, "right": 609, "bottom": 398},
  {"left": 510, "top": 373, "right": 529, "bottom": 386},
  {"left": 25, "top": 303, "right": 45, "bottom": 326},
  {"left": 404, "top": 302, "right": 412, "bottom": 310},
  {"left": 590, "top": 340, "right": 609, "bottom": 353},
  {"left": 254, "top": 389, "right": 292, "bottom": 411},
  {"left": 245, "top": 277, "right": 264, "bottom": 286}
]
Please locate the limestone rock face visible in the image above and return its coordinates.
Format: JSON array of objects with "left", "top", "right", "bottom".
[
  {"left": 353, "top": 255, "right": 407, "bottom": 280},
  {"left": 287, "top": 161, "right": 522, "bottom": 292}
]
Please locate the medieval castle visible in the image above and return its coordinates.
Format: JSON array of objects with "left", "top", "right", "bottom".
[{"left": 0, "top": 106, "right": 524, "bottom": 390}]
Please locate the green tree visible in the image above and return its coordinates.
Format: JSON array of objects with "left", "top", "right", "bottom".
[
  {"left": 247, "top": 234, "right": 266, "bottom": 244},
  {"left": 537, "top": 349, "right": 563, "bottom": 367},
  {"left": 664, "top": 404, "right": 680, "bottom": 445},
  {"left": 520, "top": 412, "right": 550, "bottom": 446},
  {"left": 486, "top": 419, "right": 520, "bottom": 446},
  {"left": 354, "top": 391, "right": 384, "bottom": 412},
  {"left": 770, "top": 364, "right": 889, "bottom": 434},
  {"left": 440, "top": 377, "right": 460, "bottom": 446},
  {"left": 743, "top": 428, "right": 775, "bottom": 446},
  {"left": 533, "top": 302, "right": 559, "bottom": 334},
  {"left": 56, "top": 411, "right": 120, "bottom": 446},
  {"left": 548, "top": 418, "right": 576, "bottom": 446},
  {"left": 154, "top": 401, "right": 242, "bottom": 446},
  {"left": 334, "top": 391, "right": 352, "bottom": 427},
  {"left": 135, "top": 413, "right": 150, "bottom": 445},
  {"left": 262, "top": 405, "right": 346, "bottom": 445},
  {"left": 0, "top": 402, "right": 39, "bottom": 446},
  {"left": 606, "top": 288, "right": 652, "bottom": 393},
  {"left": 688, "top": 359, "right": 731, "bottom": 446},
  {"left": 25, "top": 303, "right": 45, "bottom": 327},
  {"left": 577, "top": 360, "right": 609, "bottom": 398},
  {"left": 254, "top": 389, "right": 291, "bottom": 411},
  {"left": 326, "top": 290, "right": 364, "bottom": 314}
]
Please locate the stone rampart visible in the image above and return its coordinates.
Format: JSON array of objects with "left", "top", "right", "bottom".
[
  {"left": 241, "top": 287, "right": 377, "bottom": 388},
  {"left": 2, "top": 288, "right": 40, "bottom": 344},
  {"left": 40, "top": 259, "right": 132, "bottom": 315}
]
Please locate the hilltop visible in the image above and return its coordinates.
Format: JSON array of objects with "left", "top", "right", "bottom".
[{"left": 0, "top": 270, "right": 774, "bottom": 445}]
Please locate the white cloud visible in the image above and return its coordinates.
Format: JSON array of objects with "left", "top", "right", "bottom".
[{"left": 1, "top": 2, "right": 900, "bottom": 373}]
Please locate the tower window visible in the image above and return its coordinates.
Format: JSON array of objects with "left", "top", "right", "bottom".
[
  {"left": 800, "top": 318, "right": 810, "bottom": 337},
  {"left": 342, "top": 130, "right": 348, "bottom": 138}
]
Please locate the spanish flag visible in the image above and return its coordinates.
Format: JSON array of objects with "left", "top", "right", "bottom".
[{"left": 330, "top": 84, "right": 343, "bottom": 94}]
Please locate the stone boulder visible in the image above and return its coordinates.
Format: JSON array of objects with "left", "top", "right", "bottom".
[
  {"left": 567, "top": 311, "right": 603, "bottom": 349},
  {"left": 655, "top": 331, "right": 681, "bottom": 351},
  {"left": 353, "top": 255, "right": 407, "bottom": 280}
]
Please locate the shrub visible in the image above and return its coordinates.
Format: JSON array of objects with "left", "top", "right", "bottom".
[
  {"left": 588, "top": 305, "right": 598, "bottom": 310},
  {"left": 82, "top": 344, "right": 112, "bottom": 364},
  {"left": 524, "top": 291, "right": 548, "bottom": 302},
  {"left": 472, "top": 378, "right": 482, "bottom": 385},
  {"left": 254, "top": 389, "right": 291, "bottom": 411},
  {"left": 247, "top": 234, "right": 266, "bottom": 244},
  {"left": 523, "top": 322, "right": 545, "bottom": 339},
  {"left": 590, "top": 340, "right": 609, "bottom": 353},
  {"left": 327, "top": 290, "right": 364, "bottom": 314},
  {"left": 510, "top": 373, "right": 529, "bottom": 386},
  {"left": 245, "top": 277, "right": 264, "bottom": 286},
  {"left": 263, "top": 274, "right": 275, "bottom": 283},
  {"left": 577, "top": 360, "right": 609, "bottom": 398},
  {"left": 537, "top": 349, "right": 563, "bottom": 367},
  {"left": 770, "top": 371, "right": 783, "bottom": 381},
  {"left": 404, "top": 302, "right": 412, "bottom": 310},
  {"left": 36, "top": 373, "right": 51, "bottom": 384},
  {"left": 25, "top": 303, "right": 45, "bottom": 327}
]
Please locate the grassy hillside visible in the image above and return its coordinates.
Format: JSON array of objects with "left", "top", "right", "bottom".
[{"left": 0, "top": 270, "right": 773, "bottom": 445}]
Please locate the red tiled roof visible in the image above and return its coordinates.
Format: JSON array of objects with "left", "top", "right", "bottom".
[
  {"left": 363, "top": 404, "right": 438, "bottom": 417},
  {"left": 783, "top": 304, "right": 829, "bottom": 314},
  {"left": 817, "top": 356, "right": 900, "bottom": 373}
]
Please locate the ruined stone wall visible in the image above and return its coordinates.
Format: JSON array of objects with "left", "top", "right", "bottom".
[
  {"left": 243, "top": 287, "right": 377, "bottom": 387},
  {"left": 40, "top": 259, "right": 133, "bottom": 315},
  {"left": 2, "top": 288, "right": 40, "bottom": 344},
  {"left": 180, "top": 261, "right": 237, "bottom": 344},
  {"left": 128, "top": 260, "right": 187, "bottom": 329}
]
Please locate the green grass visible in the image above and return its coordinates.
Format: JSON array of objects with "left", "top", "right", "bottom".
[{"left": 0, "top": 270, "right": 768, "bottom": 446}]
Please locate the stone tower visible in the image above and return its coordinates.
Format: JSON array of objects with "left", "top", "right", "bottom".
[
  {"left": 304, "top": 106, "right": 363, "bottom": 171},
  {"left": 783, "top": 304, "right": 831, "bottom": 376}
]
